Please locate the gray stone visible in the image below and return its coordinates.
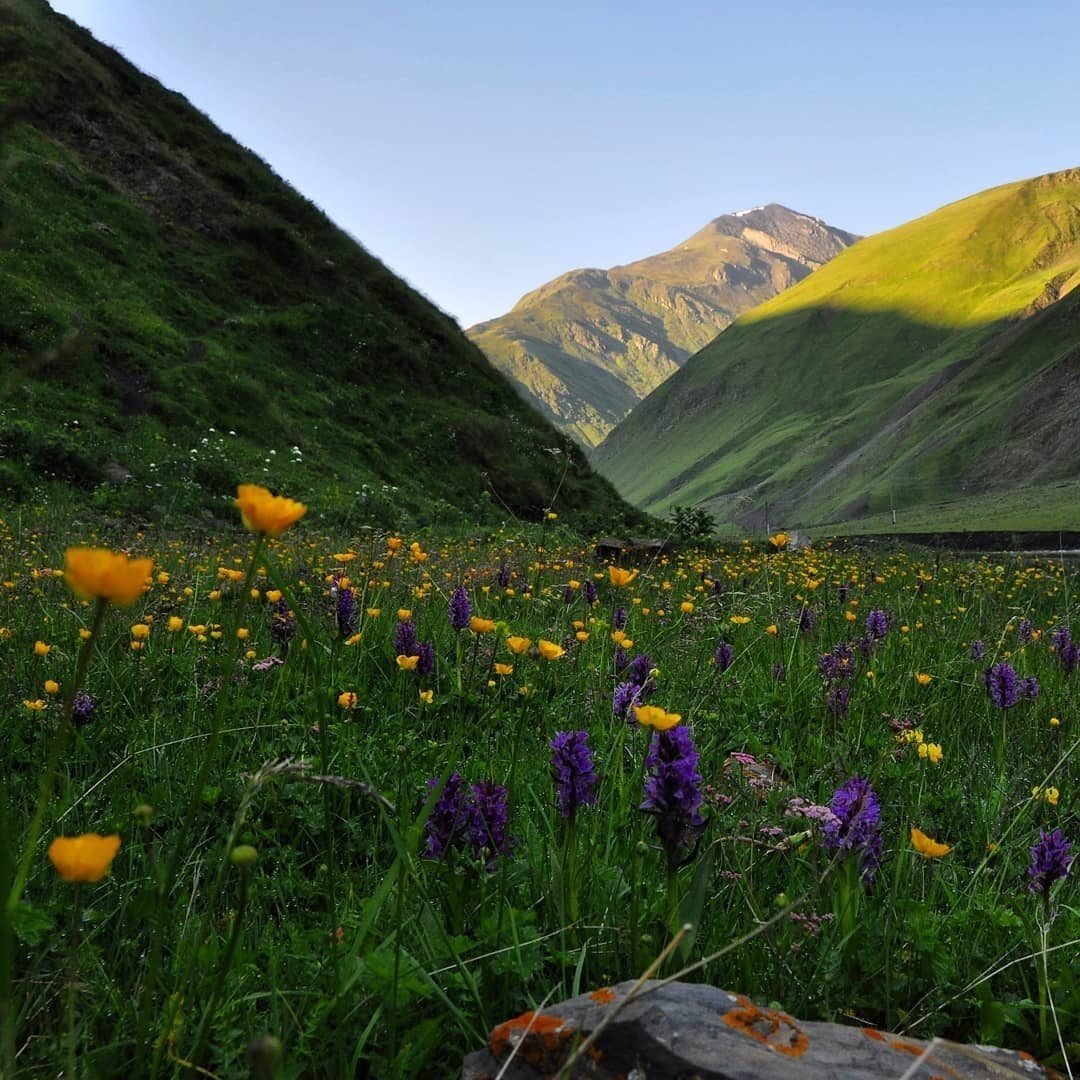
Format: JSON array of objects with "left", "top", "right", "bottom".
[{"left": 462, "top": 980, "right": 1055, "bottom": 1079}]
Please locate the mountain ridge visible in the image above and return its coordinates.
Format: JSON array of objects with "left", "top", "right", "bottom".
[
  {"left": 468, "top": 205, "right": 858, "bottom": 445},
  {"left": 0, "top": 0, "right": 640, "bottom": 530}
]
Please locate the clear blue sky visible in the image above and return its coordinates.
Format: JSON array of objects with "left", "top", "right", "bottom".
[{"left": 50, "top": 0, "right": 1080, "bottom": 328}]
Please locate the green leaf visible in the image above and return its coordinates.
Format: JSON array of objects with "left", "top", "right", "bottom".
[{"left": 10, "top": 902, "right": 54, "bottom": 946}]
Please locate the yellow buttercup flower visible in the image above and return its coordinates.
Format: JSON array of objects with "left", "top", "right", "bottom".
[
  {"left": 1032, "top": 785, "right": 1060, "bottom": 806},
  {"left": 469, "top": 616, "right": 496, "bottom": 634},
  {"left": 419, "top": 689, "right": 434, "bottom": 704},
  {"left": 23, "top": 699, "right": 46, "bottom": 712},
  {"left": 633, "top": 705, "right": 682, "bottom": 731},
  {"left": 397, "top": 609, "right": 412, "bottom": 621},
  {"left": 44, "top": 679, "right": 60, "bottom": 695},
  {"left": 337, "top": 691, "right": 358, "bottom": 709},
  {"left": 537, "top": 639, "right": 565, "bottom": 660},
  {"left": 608, "top": 567, "right": 639, "bottom": 587},
  {"left": 130, "top": 623, "right": 150, "bottom": 640},
  {"left": 48, "top": 834, "right": 121, "bottom": 883},
  {"left": 768, "top": 533, "right": 789, "bottom": 549},
  {"left": 33, "top": 640, "right": 52, "bottom": 656},
  {"left": 167, "top": 616, "right": 184, "bottom": 633},
  {"left": 396, "top": 654, "right": 420, "bottom": 670},
  {"left": 730, "top": 615, "right": 751, "bottom": 626},
  {"left": 915, "top": 672, "right": 932, "bottom": 686},
  {"left": 910, "top": 827, "right": 952, "bottom": 858},
  {"left": 494, "top": 663, "right": 514, "bottom": 676},
  {"left": 234, "top": 484, "right": 307, "bottom": 536},
  {"left": 64, "top": 548, "right": 153, "bottom": 607},
  {"left": 506, "top": 636, "right": 532, "bottom": 655},
  {"left": 765, "top": 624, "right": 778, "bottom": 636}
]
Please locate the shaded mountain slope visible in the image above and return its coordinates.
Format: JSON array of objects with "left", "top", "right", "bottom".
[
  {"left": 593, "top": 169, "right": 1080, "bottom": 529},
  {"left": 0, "top": 0, "right": 639, "bottom": 529},
  {"left": 468, "top": 206, "right": 857, "bottom": 445}
]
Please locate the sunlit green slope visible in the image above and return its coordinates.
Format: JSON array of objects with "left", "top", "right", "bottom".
[{"left": 594, "top": 169, "right": 1080, "bottom": 530}]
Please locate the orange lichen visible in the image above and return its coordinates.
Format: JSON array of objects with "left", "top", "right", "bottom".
[
  {"left": 488, "top": 1010, "right": 576, "bottom": 1067},
  {"left": 589, "top": 987, "right": 617, "bottom": 1005},
  {"left": 722, "top": 1001, "right": 809, "bottom": 1058},
  {"left": 862, "top": 1028, "right": 886, "bottom": 1042}
]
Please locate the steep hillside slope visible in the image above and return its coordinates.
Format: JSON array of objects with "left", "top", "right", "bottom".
[
  {"left": 594, "top": 170, "right": 1080, "bottom": 528},
  {"left": 468, "top": 206, "right": 857, "bottom": 445},
  {"left": 0, "top": 0, "right": 638, "bottom": 529}
]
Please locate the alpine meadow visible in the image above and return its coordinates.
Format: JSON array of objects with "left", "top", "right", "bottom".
[{"left": 1, "top": 1, "right": 1078, "bottom": 1078}]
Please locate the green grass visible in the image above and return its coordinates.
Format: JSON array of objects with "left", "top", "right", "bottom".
[
  {"left": 595, "top": 169, "right": 1080, "bottom": 530},
  {"left": 1, "top": 499, "right": 1078, "bottom": 1076},
  {"left": 0, "top": 0, "right": 640, "bottom": 534}
]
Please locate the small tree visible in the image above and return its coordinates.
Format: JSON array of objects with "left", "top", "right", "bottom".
[{"left": 668, "top": 504, "right": 717, "bottom": 543}]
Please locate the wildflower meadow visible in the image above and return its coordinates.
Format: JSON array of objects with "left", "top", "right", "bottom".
[{"left": 0, "top": 489, "right": 1077, "bottom": 1076}]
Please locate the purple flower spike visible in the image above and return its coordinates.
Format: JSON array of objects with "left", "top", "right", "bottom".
[
  {"left": 1029, "top": 829, "right": 1072, "bottom": 895},
  {"left": 641, "top": 726, "right": 706, "bottom": 872},
  {"left": 822, "top": 775, "right": 883, "bottom": 883},
  {"left": 468, "top": 781, "right": 512, "bottom": 869},
  {"left": 714, "top": 641, "right": 734, "bottom": 672},
  {"left": 865, "top": 609, "right": 889, "bottom": 640},
  {"left": 424, "top": 773, "right": 470, "bottom": 859},
  {"left": 394, "top": 619, "right": 419, "bottom": 658},
  {"left": 969, "top": 639, "right": 986, "bottom": 661},
  {"left": 449, "top": 586, "right": 471, "bottom": 630},
  {"left": 550, "top": 731, "right": 598, "bottom": 819},
  {"left": 336, "top": 587, "right": 357, "bottom": 637},
  {"left": 985, "top": 662, "right": 1018, "bottom": 709}
]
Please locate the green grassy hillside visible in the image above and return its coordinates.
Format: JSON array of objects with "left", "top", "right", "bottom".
[
  {"left": 594, "top": 169, "right": 1080, "bottom": 530},
  {"left": 469, "top": 206, "right": 856, "bottom": 445},
  {"left": 0, "top": 0, "right": 640, "bottom": 531}
]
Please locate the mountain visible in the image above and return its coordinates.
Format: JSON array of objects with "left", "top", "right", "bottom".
[
  {"left": 0, "top": 0, "right": 640, "bottom": 530},
  {"left": 468, "top": 206, "right": 858, "bottom": 445},
  {"left": 593, "top": 169, "right": 1080, "bottom": 531}
]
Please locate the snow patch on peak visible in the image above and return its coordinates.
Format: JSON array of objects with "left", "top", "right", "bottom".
[{"left": 732, "top": 206, "right": 765, "bottom": 217}]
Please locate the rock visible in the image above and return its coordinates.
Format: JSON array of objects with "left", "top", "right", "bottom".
[
  {"left": 462, "top": 980, "right": 1055, "bottom": 1079},
  {"left": 594, "top": 537, "right": 675, "bottom": 563}
]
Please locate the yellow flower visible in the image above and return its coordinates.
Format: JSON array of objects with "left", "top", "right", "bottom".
[
  {"left": 537, "top": 639, "right": 565, "bottom": 660},
  {"left": 768, "top": 532, "right": 789, "bottom": 549},
  {"left": 236, "top": 628, "right": 250, "bottom": 640},
  {"left": 130, "top": 623, "right": 150, "bottom": 640},
  {"left": 419, "top": 689, "right": 434, "bottom": 704},
  {"left": 397, "top": 609, "right": 412, "bottom": 620},
  {"left": 332, "top": 552, "right": 356, "bottom": 562},
  {"left": 917, "top": 742, "right": 943, "bottom": 764},
  {"left": 23, "top": 699, "right": 46, "bottom": 711},
  {"left": 78, "top": 628, "right": 92, "bottom": 641},
  {"left": 910, "top": 827, "right": 952, "bottom": 858},
  {"left": 167, "top": 616, "right": 184, "bottom": 633},
  {"left": 680, "top": 601, "right": 694, "bottom": 614},
  {"left": 494, "top": 663, "right": 514, "bottom": 676},
  {"left": 337, "top": 691, "right": 358, "bottom": 709},
  {"left": 633, "top": 705, "right": 682, "bottom": 731},
  {"left": 33, "top": 640, "right": 52, "bottom": 657},
  {"left": 234, "top": 484, "right": 307, "bottom": 536},
  {"left": 1050, "top": 716, "right": 1061, "bottom": 727},
  {"left": 469, "top": 616, "right": 496, "bottom": 634},
  {"left": 130, "top": 641, "right": 144, "bottom": 652},
  {"left": 844, "top": 610, "right": 857, "bottom": 622},
  {"left": 765, "top": 624, "right": 778, "bottom": 636},
  {"left": 188, "top": 624, "right": 207, "bottom": 636},
  {"left": 345, "top": 632, "right": 363, "bottom": 646},
  {"left": 1032, "top": 786, "right": 1060, "bottom": 806},
  {"left": 266, "top": 589, "right": 283, "bottom": 604},
  {"left": 396, "top": 654, "right": 420, "bottom": 670},
  {"left": 608, "top": 567, "right": 639, "bottom": 587},
  {"left": 366, "top": 608, "right": 381, "bottom": 618},
  {"left": 386, "top": 537, "right": 403, "bottom": 552},
  {"left": 915, "top": 672, "right": 932, "bottom": 686},
  {"left": 44, "top": 679, "right": 60, "bottom": 695},
  {"left": 575, "top": 631, "right": 589, "bottom": 642},
  {"left": 730, "top": 615, "right": 751, "bottom": 626},
  {"left": 47, "top": 834, "right": 121, "bottom": 883},
  {"left": 64, "top": 548, "right": 153, "bottom": 607},
  {"left": 506, "top": 636, "right": 532, "bottom": 655},
  {"left": 546, "top": 512, "right": 558, "bottom": 521}
]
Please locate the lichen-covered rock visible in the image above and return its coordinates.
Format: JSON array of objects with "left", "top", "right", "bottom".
[{"left": 462, "top": 980, "right": 1057, "bottom": 1079}]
